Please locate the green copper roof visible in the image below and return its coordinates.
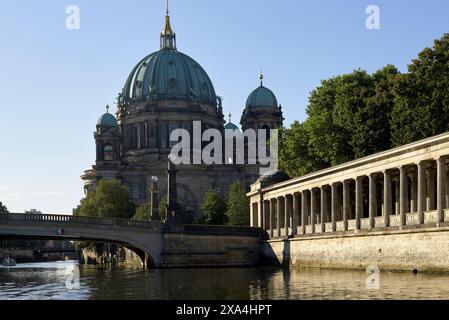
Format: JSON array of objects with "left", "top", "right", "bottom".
[
  {"left": 123, "top": 48, "right": 217, "bottom": 107},
  {"left": 224, "top": 122, "right": 239, "bottom": 130},
  {"left": 97, "top": 112, "right": 117, "bottom": 127},
  {"left": 245, "top": 85, "right": 278, "bottom": 109}
]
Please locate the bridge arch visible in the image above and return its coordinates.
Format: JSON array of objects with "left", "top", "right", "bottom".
[{"left": 0, "top": 213, "right": 164, "bottom": 268}]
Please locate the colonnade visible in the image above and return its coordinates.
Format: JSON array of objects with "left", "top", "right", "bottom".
[{"left": 250, "top": 157, "right": 449, "bottom": 238}]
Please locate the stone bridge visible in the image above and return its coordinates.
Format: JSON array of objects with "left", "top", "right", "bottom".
[{"left": 0, "top": 213, "right": 263, "bottom": 269}]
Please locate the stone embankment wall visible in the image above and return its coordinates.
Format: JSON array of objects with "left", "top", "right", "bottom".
[
  {"left": 160, "top": 225, "right": 263, "bottom": 268},
  {"left": 261, "top": 226, "right": 449, "bottom": 272}
]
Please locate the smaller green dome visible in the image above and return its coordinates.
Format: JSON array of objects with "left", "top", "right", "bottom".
[
  {"left": 225, "top": 122, "right": 239, "bottom": 130},
  {"left": 97, "top": 109, "right": 117, "bottom": 127},
  {"left": 246, "top": 85, "right": 278, "bottom": 109}
]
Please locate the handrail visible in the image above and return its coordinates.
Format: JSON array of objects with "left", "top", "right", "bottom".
[{"left": 0, "top": 213, "right": 160, "bottom": 230}]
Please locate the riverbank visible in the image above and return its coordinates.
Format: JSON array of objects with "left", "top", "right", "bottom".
[{"left": 261, "top": 225, "right": 449, "bottom": 273}]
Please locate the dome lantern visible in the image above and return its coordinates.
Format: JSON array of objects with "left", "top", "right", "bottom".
[{"left": 160, "top": 0, "right": 176, "bottom": 49}]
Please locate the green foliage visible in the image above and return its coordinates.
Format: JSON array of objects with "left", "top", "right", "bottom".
[
  {"left": 74, "top": 179, "right": 136, "bottom": 219},
  {"left": 199, "top": 190, "right": 228, "bottom": 225},
  {"left": 133, "top": 201, "right": 152, "bottom": 221},
  {"left": 280, "top": 64, "right": 400, "bottom": 177},
  {"left": 281, "top": 35, "right": 449, "bottom": 177},
  {"left": 226, "top": 180, "right": 250, "bottom": 226},
  {"left": 391, "top": 34, "right": 449, "bottom": 146},
  {"left": 0, "top": 201, "right": 8, "bottom": 213}
]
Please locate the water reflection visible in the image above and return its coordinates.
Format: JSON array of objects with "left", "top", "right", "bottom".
[{"left": 1, "top": 262, "right": 449, "bottom": 300}]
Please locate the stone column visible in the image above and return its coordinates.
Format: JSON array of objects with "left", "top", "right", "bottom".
[
  {"left": 150, "top": 177, "right": 160, "bottom": 221},
  {"left": 399, "top": 166, "right": 407, "bottom": 226},
  {"left": 284, "top": 196, "right": 290, "bottom": 236},
  {"left": 301, "top": 191, "right": 308, "bottom": 235},
  {"left": 446, "top": 167, "right": 449, "bottom": 209},
  {"left": 250, "top": 202, "right": 254, "bottom": 227},
  {"left": 165, "top": 159, "right": 178, "bottom": 223},
  {"left": 292, "top": 193, "right": 299, "bottom": 236},
  {"left": 437, "top": 157, "right": 446, "bottom": 223},
  {"left": 383, "top": 170, "right": 391, "bottom": 227},
  {"left": 277, "top": 197, "right": 282, "bottom": 237},
  {"left": 343, "top": 180, "right": 350, "bottom": 231},
  {"left": 320, "top": 186, "right": 327, "bottom": 233},
  {"left": 331, "top": 183, "right": 338, "bottom": 232},
  {"left": 258, "top": 191, "right": 264, "bottom": 229},
  {"left": 270, "top": 199, "right": 275, "bottom": 237},
  {"left": 394, "top": 177, "right": 400, "bottom": 215},
  {"left": 355, "top": 177, "right": 363, "bottom": 230},
  {"left": 426, "top": 166, "right": 435, "bottom": 211},
  {"left": 368, "top": 173, "right": 377, "bottom": 229},
  {"left": 417, "top": 162, "right": 425, "bottom": 225},
  {"left": 410, "top": 173, "right": 417, "bottom": 213},
  {"left": 310, "top": 189, "right": 316, "bottom": 234}
]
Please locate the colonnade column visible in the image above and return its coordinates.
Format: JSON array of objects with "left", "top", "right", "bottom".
[
  {"left": 355, "top": 177, "right": 363, "bottom": 230},
  {"left": 437, "top": 157, "right": 446, "bottom": 223},
  {"left": 284, "top": 196, "right": 289, "bottom": 236},
  {"left": 446, "top": 167, "right": 449, "bottom": 209},
  {"left": 383, "top": 170, "right": 391, "bottom": 227},
  {"left": 426, "top": 166, "right": 435, "bottom": 211},
  {"left": 270, "top": 199, "right": 275, "bottom": 237},
  {"left": 292, "top": 193, "right": 299, "bottom": 236},
  {"left": 331, "top": 183, "right": 338, "bottom": 232},
  {"left": 417, "top": 161, "right": 425, "bottom": 225},
  {"left": 368, "top": 173, "right": 376, "bottom": 229},
  {"left": 310, "top": 189, "right": 316, "bottom": 234},
  {"left": 277, "top": 197, "right": 282, "bottom": 236},
  {"left": 343, "top": 180, "right": 350, "bottom": 231},
  {"left": 301, "top": 191, "right": 308, "bottom": 235},
  {"left": 399, "top": 166, "right": 407, "bottom": 226},
  {"left": 320, "top": 187, "right": 327, "bottom": 233},
  {"left": 410, "top": 173, "right": 417, "bottom": 213},
  {"left": 249, "top": 202, "right": 254, "bottom": 227},
  {"left": 258, "top": 191, "right": 264, "bottom": 229}
]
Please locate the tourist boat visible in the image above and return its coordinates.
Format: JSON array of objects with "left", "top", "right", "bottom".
[{"left": 2, "top": 257, "right": 16, "bottom": 267}]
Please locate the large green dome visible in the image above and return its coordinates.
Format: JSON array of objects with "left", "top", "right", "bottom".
[
  {"left": 123, "top": 48, "right": 217, "bottom": 107},
  {"left": 245, "top": 85, "right": 278, "bottom": 109}
]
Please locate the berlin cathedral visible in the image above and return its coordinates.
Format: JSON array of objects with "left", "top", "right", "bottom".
[{"left": 81, "top": 8, "right": 284, "bottom": 222}]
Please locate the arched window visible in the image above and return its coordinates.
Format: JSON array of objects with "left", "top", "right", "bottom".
[{"left": 104, "top": 145, "right": 113, "bottom": 161}]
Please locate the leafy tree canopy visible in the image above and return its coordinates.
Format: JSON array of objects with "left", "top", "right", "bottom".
[
  {"left": 226, "top": 180, "right": 250, "bottom": 226},
  {"left": 74, "top": 179, "right": 136, "bottom": 219},
  {"left": 199, "top": 190, "right": 228, "bottom": 225}
]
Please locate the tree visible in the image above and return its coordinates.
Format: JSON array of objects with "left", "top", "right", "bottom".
[
  {"left": 132, "top": 201, "right": 152, "bottom": 221},
  {"left": 74, "top": 179, "right": 136, "bottom": 219},
  {"left": 199, "top": 190, "right": 228, "bottom": 225},
  {"left": 279, "top": 66, "right": 399, "bottom": 178},
  {"left": 0, "top": 201, "right": 8, "bottom": 213},
  {"left": 391, "top": 34, "right": 449, "bottom": 146},
  {"left": 226, "top": 180, "right": 250, "bottom": 226}
]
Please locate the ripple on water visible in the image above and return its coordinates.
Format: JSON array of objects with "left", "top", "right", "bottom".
[{"left": 2, "top": 263, "right": 449, "bottom": 300}]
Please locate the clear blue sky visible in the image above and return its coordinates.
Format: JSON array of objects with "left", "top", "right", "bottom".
[{"left": 1, "top": 0, "right": 448, "bottom": 214}]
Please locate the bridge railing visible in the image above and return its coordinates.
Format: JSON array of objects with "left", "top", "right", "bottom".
[{"left": 0, "top": 213, "right": 160, "bottom": 230}]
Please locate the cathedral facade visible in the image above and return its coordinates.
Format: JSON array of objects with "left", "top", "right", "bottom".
[{"left": 81, "top": 10, "right": 283, "bottom": 222}]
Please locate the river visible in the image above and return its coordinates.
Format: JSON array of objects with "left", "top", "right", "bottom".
[{"left": 1, "top": 261, "right": 449, "bottom": 300}]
